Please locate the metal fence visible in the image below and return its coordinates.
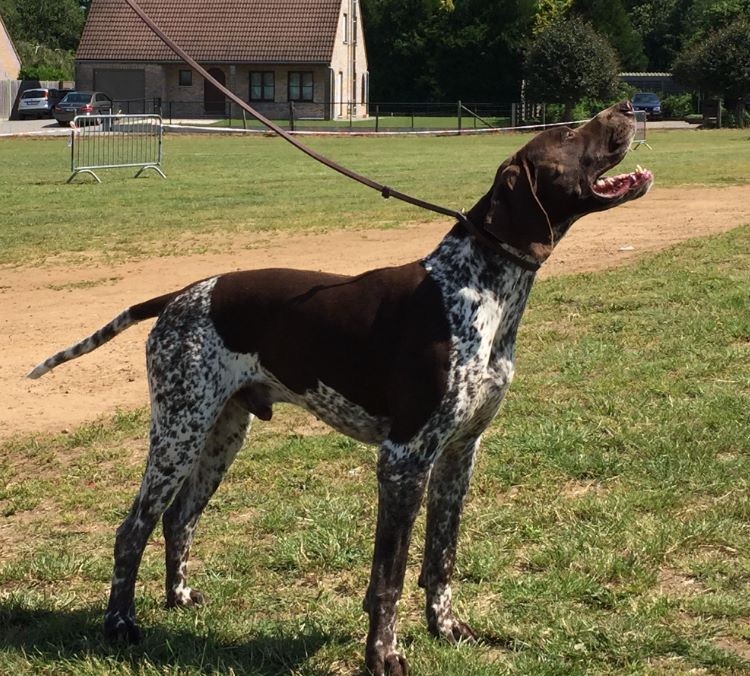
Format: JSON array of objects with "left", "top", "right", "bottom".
[
  {"left": 68, "top": 114, "right": 166, "bottom": 183},
  {"left": 161, "top": 100, "right": 524, "bottom": 132},
  {"left": 631, "top": 110, "right": 651, "bottom": 150}
]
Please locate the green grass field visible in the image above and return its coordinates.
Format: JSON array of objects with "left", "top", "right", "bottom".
[
  {"left": 0, "top": 128, "right": 748, "bottom": 265},
  {"left": 1, "top": 129, "right": 750, "bottom": 674}
]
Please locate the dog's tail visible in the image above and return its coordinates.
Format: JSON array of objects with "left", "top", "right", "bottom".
[{"left": 27, "top": 290, "right": 180, "bottom": 379}]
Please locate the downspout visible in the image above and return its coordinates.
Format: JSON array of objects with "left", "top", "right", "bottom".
[{"left": 351, "top": 0, "right": 358, "bottom": 118}]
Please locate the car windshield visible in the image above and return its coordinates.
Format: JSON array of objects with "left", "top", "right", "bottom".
[
  {"left": 22, "top": 90, "right": 46, "bottom": 99},
  {"left": 633, "top": 93, "right": 659, "bottom": 103},
  {"left": 62, "top": 93, "right": 92, "bottom": 103}
]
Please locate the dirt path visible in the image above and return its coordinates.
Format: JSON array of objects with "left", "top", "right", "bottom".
[{"left": 2, "top": 184, "right": 748, "bottom": 441}]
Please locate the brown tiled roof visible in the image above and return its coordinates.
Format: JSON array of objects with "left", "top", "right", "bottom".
[{"left": 77, "top": 0, "right": 342, "bottom": 63}]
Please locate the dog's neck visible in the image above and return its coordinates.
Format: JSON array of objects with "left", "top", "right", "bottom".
[{"left": 422, "top": 228, "right": 536, "bottom": 308}]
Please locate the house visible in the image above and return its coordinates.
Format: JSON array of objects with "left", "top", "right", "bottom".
[
  {"left": 76, "top": 0, "right": 369, "bottom": 120},
  {"left": 0, "top": 13, "right": 21, "bottom": 80},
  {"left": 0, "top": 12, "right": 21, "bottom": 119}
]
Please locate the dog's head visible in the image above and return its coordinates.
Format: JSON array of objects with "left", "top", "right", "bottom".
[{"left": 468, "top": 101, "right": 653, "bottom": 266}]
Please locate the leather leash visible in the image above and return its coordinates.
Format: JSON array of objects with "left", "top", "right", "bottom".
[{"left": 123, "top": 0, "right": 541, "bottom": 272}]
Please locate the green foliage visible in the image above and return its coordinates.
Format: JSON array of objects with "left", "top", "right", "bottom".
[
  {"left": 533, "top": 0, "right": 573, "bottom": 33},
  {"left": 673, "top": 20, "right": 750, "bottom": 127},
  {"left": 572, "top": 0, "right": 647, "bottom": 70},
  {"left": 626, "top": 0, "right": 694, "bottom": 71},
  {"left": 361, "top": 0, "right": 539, "bottom": 101},
  {"left": 0, "top": 0, "right": 84, "bottom": 50},
  {"left": 0, "top": 0, "right": 84, "bottom": 80},
  {"left": 661, "top": 93, "right": 696, "bottom": 119},
  {"left": 685, "top": 0, "right": 750, "bottom": 39},
  {"left": 524, "top": 17, "right": 620, "bottom": 118},
  {"left": 16, "top": 41, "right": 75, "bottom": 80}
]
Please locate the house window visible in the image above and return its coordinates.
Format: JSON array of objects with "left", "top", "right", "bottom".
[
  {"left": 249, "top": 71, "right": 274, "bottom": 101},
  {"left": 288, "top": 71, "right": 313, "bottom": 102},
  {"left": 179, "top": 69, "right": 192, "bottom": 86},
  {"left": 343, "top": 12, "right": 348, "bottom": 43}
]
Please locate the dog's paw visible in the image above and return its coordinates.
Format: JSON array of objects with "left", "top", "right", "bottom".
[
  {"left": 366, "top": 650, "right": 409, "bottom": 675},
  {"left": 103, "top": 610, "right": 141, "bottom": 644},
  {"left": 166, "top": 587, "right": 206, "bottom": 609},
  {"left": 429, "top": 616, "right": 478, "bottom": 645},
  {"left": 448, "top": 618, "right": 478, "bottom": 644}
]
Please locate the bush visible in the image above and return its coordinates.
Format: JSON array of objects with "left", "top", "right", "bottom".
[
  {"left": 661, "top": 93, "right": 695, "bottom": 119},
  {"left": 720, "top": 106, "right": 750, "bottom": 128},
  {"left": 544, "top": 84, "right": 636, "bottom": 124}
]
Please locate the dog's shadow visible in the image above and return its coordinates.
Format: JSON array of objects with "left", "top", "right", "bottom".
[{"left": 0, "top": 603, "right": 351, "bottom": 674}]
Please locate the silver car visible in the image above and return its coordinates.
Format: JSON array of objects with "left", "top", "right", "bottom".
[{"left": 53, "top": 91, "right": 113, "bottom": 126}]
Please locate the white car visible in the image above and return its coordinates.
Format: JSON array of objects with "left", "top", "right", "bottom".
[{"left": 17, "top": 88, "right": 68, "bottom": 119}]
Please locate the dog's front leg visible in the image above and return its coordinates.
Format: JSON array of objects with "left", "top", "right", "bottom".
[
  {"left": 364, "top": 442, "right": 430, "bottom": 676},
  {"left": 419, "top": 435, "right": 481, "bottom": 644}
]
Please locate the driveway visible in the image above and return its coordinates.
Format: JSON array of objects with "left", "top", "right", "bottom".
[{"left": 0, "top": 117, "right": 70, "bottom": 137}]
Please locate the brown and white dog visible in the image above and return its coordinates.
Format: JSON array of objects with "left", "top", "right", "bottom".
[{"left": 29, "top": 102, "right": 652, "bottom": 675}]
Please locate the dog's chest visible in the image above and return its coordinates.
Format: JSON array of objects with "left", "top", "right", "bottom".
[{"left": 425, "top": 235, "right": 535, "bottom": 428}]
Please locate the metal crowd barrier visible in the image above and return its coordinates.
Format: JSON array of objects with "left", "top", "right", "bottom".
[
  {"left": 67, "top": 113, "right": 166, "bottom": 183},
  {"left": 631, "top": 110, "right": 652, "bottom": 150}
]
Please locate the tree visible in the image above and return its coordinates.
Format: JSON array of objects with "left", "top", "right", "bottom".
[
  {"left": 360, "top": 0, "right": 538, "bottom": 102},
  {"left": 625, "top": 0, "right": 693, "bottom": 71},
  {"left": 0, "top": 0, "right": 85, "bottom": 79},
  {"left": 524, "top": 17, "right": 620, "bottom": 120},
  {"left": 673, "top": 20, "right": 750, "bottom": 127},
  {"left": 533, "top": 0, "right": 573, "bottom": 34},
  {"left": 572, "top": 0, "right": 646, "bottom": 70}
]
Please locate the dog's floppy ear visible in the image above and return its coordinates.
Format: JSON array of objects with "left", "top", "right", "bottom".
[{"left": 484, "top": 157, "right": 554, "bottom": 264}]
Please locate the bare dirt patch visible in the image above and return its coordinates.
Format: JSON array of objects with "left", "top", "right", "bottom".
[{"left": 2, "top": 184, "right": 748, "bottom": 441}]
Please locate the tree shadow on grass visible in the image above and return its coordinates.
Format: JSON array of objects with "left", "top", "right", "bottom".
[{"left": 0, "top": 602, "right": 350, "bottom": 675}]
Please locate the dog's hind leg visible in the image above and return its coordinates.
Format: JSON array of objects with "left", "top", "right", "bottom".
[
  {"left": 103, "top": 422, "right": 211, "bottom": 643},
  {"left": 163, "top": 396, "right": 252, "bottom": 609},
  {"left": 419, "top": 435, "right": 481, "bottom": 644},
  {"left": 104, "top": 324, "right": 234, "bottom": 641}
]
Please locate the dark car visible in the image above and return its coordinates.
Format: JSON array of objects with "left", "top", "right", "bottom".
[
  {"left": 53, "top": 91, "right": 113, "bottom": 126},
  {"left": 632, "top": 92, "right": 662, "bottom": 119}
]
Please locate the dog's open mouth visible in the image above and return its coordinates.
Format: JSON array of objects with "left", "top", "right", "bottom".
[{"left": 592, "top": 165, "right": 654, "bottom": 199}]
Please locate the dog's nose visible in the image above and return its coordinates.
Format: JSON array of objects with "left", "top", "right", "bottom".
[{"left": 618, "top": 100, "right": 635, "bottom": 116}]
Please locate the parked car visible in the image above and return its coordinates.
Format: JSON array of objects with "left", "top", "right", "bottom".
[
  {"left": 632, "top": 92, "right": 662, "bottom": 119},
  {"left": 53, "top": 91, "right": 113, "bottom": 126},
  {"left": 17, "top": 88, "right": 69, "bottom": 119}
]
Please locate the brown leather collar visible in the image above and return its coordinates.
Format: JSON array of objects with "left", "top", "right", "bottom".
[{"left": 457, "top": 213, "right": 541, "bottom": 271}]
